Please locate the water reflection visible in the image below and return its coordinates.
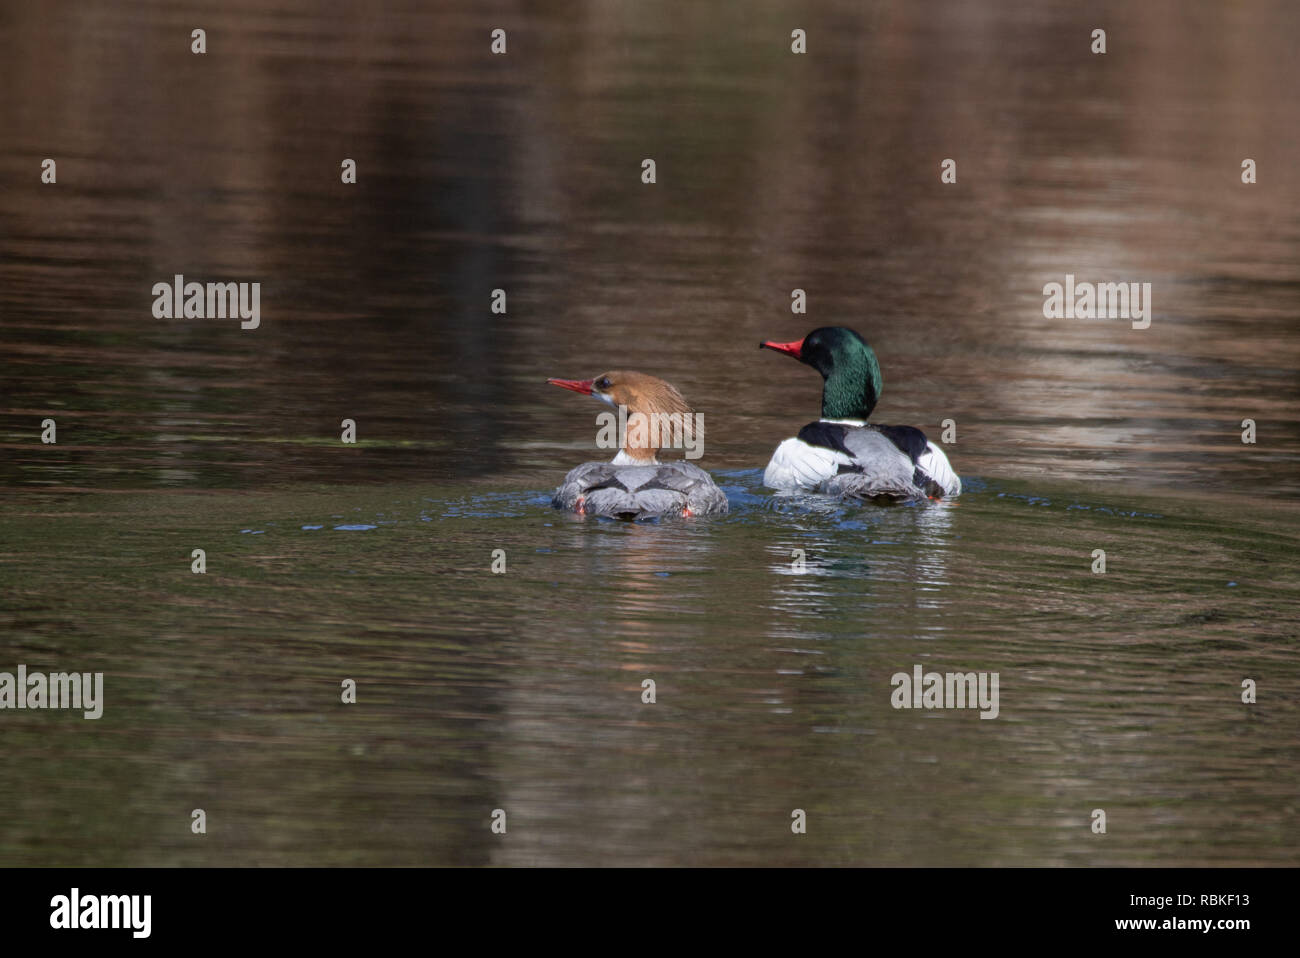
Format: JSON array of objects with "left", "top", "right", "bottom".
[{"left": 1, "top": 0, "right": 1297, "bottom": 867}]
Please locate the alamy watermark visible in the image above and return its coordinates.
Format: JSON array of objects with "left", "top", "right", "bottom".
[
  {"left": 151, "top": 274, "right": 260, "bottom": 329},
  {"left": 595, "top": 406, "right": 704, "bottom": 459},
  {"left": 0, "top": 665, "right": 103, "bottom": 719},
  {"left": 50, "top": 889, "right": 150, "bottom": 938},
  {"left": 1043, "top": 274, "right": 1151, "bottom": 329},
  {"left": 891, "top": 664, "right": 999, "bottom": 719}
]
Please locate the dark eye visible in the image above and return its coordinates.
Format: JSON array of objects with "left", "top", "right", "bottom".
[{"left": 595, "top": 377, "right": 611, "bottom": 390}]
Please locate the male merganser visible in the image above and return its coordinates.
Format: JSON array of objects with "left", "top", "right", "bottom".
[
  {"left": 760, "top": 326, "right": 961, "bottom": 501},
  {"left": 546, "top": 370, "right": 729, "bottom": 519}
]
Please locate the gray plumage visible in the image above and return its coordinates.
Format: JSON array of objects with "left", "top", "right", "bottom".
[
  {"left": 820, "top": 428, "right": 943, "bottom": 502},
  {"left": 553, "top": 461, "right": 729, "bottom": 519}
]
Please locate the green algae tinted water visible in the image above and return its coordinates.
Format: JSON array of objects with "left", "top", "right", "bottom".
[
  {"left": 2, "top": 479, "right": 1297, "bottom": 866},
  {"left": 1, "top": 0, "right": 1298, "bottom": 866}
]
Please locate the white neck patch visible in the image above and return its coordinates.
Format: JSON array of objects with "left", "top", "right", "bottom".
[{"left": 611, "top": 449, "right": 657, "bottom": 466}]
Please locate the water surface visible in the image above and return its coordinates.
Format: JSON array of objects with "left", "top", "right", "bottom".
[{"left": 1, "top": 0, "right": 1298, "bottom": 866}]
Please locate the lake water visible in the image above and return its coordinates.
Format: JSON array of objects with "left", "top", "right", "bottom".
[{"left": 1, "top": 0, "right": 1297, "bottom": 866}]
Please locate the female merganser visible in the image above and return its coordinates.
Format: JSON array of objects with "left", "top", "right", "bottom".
[
  {"left": 760, "top": 326, "right": 961, "bottom": 501},
  {"left": 546, "top": 370, "right": 729, "bottom": 519}
]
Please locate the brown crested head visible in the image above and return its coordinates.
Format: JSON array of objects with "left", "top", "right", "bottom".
[
  {"left": 546, "top": 369, "right": 697, "bottom": 462},
  {"left": 591, "top": 370, "right": 694, "bottom": 419}
]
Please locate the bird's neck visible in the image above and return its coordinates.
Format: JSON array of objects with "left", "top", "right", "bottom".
[
  {"left": 613, "top": 447, "right": 658, "bottom": 465},
  {"left": 821, "top": 351, "right": 882, "bottom": 421},
  {"left": 613, "top": 385, "right": 694, "bottom": 465}
]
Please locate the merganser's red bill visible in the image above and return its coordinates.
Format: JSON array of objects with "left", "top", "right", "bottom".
[
  {"left": 760, "top": 339, "right": 803, "bottom": 359},
  {"left": 547, "top": 377, "right": 595, "bottom": 395}
]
